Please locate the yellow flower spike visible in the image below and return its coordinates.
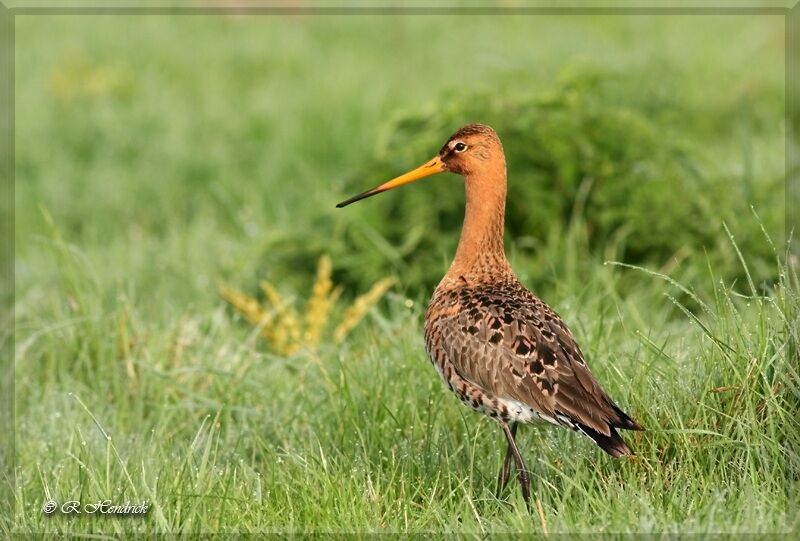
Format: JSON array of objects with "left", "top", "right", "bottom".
[
  {"left": 330, "top": 285, "right": 343, "bottom": 306},
  {"left": 259, "top": 280, "right": 285, "bottom": 310},
  {"left": 258, "top": 280, "right": 303, "bottom": 355},
  {"left": 219, "top": 285, "right": 269, "bottom": 327},
  {"left": 224, "top": 259, "right": 393, "bottom": 355},
  {"left": 280, "top": 306, "right": 303, "bottom": 354},
  {"left": 334, "top": 277, "right": 396, "bottom": 343},
  {"left": 305, "top": 255, "right": 335, "bottom": 347}
]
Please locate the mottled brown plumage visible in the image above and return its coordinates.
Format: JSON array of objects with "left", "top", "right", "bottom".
[{"left": 337, "top": 123, "right": 642, "bottom": 506}]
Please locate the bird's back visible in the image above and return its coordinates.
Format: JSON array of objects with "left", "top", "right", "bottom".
[{"left": 424, "top": 276, "right": 642, "bottom": 456}]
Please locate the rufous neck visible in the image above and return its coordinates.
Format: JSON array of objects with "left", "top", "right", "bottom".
[{"left": 447, "top": 163, "right": 511, "bottom": 281}]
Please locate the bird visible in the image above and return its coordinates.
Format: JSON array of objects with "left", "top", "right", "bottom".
[{"left": 336, "top": 123, "right": 642, "bottom": 506}]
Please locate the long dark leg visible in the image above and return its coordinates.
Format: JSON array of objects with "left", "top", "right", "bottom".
[
  {"left": 501, "top": 421, "right": 531, "bottom": 507},
  {"left": 496, "top": 422, "right": 517, "bottom": 496}
]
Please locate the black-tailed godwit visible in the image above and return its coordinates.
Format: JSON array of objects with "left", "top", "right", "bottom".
[{"left": 337, "top": 124, "right": 642, "bottom": 505}]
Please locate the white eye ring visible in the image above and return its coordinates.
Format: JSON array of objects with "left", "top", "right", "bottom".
[{"left": 453, "top": 142, "right": 468, "bottom": 153}]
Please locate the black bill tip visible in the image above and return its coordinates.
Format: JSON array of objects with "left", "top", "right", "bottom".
[{"left": 336, "top": 187, "right": 385, "bottom": 208}]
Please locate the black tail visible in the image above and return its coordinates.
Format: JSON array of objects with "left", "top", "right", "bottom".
[
  {"left": 577, "top": 401, "right": 644, "bottom": 457},
  {"left": 577, "top": 423, "right": 635, "bottom": 458},
  {"left": 608, "top": 401, "right": 644, "bottom": 432}
]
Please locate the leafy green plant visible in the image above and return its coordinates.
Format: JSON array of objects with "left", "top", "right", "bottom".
[{"left": 331, "top": 68, "right": 783, "bottom": 295}]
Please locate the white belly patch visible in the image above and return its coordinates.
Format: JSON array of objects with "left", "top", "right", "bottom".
[{"left": 496, "top": 396, "right": 560, "bottom": 426}]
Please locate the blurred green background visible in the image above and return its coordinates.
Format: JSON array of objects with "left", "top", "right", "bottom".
[
  {"left": 15, "top": 14, "right": 784, "bottom": 304},
  {"left": 12, "top": 12, "right": 794, "bottom": 535}
]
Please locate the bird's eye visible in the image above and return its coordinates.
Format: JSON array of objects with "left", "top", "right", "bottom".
[{"left": 454, "top": 142, "right": 468, "bottom": 153}]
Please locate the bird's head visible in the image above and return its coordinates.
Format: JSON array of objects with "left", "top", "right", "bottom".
[{"left": 336, "top": 123, "right": 504, "bottom": 208}]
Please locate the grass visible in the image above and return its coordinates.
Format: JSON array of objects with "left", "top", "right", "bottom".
[{"left": 9, "top": 12, "right": 798, "bottom": 535}]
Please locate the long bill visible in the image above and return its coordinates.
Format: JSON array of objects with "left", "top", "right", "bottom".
[{"left": 336, "top": 156, "right": 446, "bottom": 208}]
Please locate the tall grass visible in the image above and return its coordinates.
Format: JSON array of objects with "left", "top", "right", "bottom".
[{"left": 10, "top": 212, "right": 797, "bottom": 534}]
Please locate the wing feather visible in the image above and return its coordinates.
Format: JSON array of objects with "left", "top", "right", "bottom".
[{"left": 428, "top": 280, "right": 641, "bottom": 435}]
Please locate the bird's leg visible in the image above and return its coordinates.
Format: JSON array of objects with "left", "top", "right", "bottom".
[
  {"left": 501, "top": 421, "right": 531, "bottom": 508},
  {"left": 496, "top": 422, "right": 517, "bottom": 496}
]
